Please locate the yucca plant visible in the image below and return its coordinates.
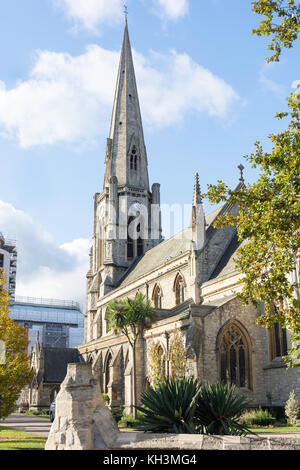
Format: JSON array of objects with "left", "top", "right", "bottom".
[
  {"left": 194, "top": 383, "right": 252, "bottom": 435},
  {"left": 135, "top": 377, "right": 201, "bottom": 433}
]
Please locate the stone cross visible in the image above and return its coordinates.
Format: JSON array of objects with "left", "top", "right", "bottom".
[{"left": 238, "top": 164, "right": 245, "bottom": 183}]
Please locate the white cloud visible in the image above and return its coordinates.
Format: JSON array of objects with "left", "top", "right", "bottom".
[
  {"left": 54, "top": 0, "right": 124, "bottom": 32},
  {"left": 0, "top": 45, "right": 239, "bottom": 148},
  {"left": 154, "top": 0, "right": 189, "bottom": 20},
  {"left": 55, "top": 0, "right": 189, "bottom": 30},
  {"left": 0, "top": 201, "right": 90, "bottom": 307}
]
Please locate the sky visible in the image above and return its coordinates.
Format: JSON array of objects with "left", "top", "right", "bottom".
[{"left": 0, "top": 0, "right": 299, "bottom": 309}]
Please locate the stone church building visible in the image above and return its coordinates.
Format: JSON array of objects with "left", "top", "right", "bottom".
[{"left": 78, "top": 21, "right": 300, "bottom": 413}]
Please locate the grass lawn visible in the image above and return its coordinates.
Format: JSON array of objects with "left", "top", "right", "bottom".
[
  {"left": 0, "top": 426, "right": 46, "bottom": 450},
  {"left": 251, "top": 426, "right": 300, "bottom": 434}
]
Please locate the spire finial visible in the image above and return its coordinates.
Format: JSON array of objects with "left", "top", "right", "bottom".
[
  {"left": 238, "top": 164, "right": 245, "bottom": 183},
  {"left": 123, "top": 3, "right": 128, "bottom": 22},
  {"left": 193, "top": 172, "right": 202, "bottom": 205}
]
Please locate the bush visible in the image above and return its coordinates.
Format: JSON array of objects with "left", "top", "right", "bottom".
[
  {"left": 119, "top": 411, "right": 145, "bottom": 428},
  {"left": 136, "top": 377, "right": 202, "bottom": 433},
  {"left": 240, "top": 408, "right": 276, "bottom": 427},
  {"left": 25, "top": 409, "right": 49, "bottom": 417},
  {"left": 111, "top": 406, "right": 124, "bottom": 423},
  {"left": 285, "top": 390, "right": 300, "bottom": 426},
  {"left": 102, "top": 393, "right": 110, "bottom": 405},
  {"left": 194, "top": 383, "right": 251, "bottom": 435}
]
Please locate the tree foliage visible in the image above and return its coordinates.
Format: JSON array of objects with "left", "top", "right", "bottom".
[
  {"left": 106, "top": 292, "right": 157, "bottom": 348},
  {"left": 169, "top": 330, "right": 187, "bottom": 380},
  {"left": 147, "top": 341, "right": 166, "bottom": 388},
  {"left": 252, "top": 0, "right": 300, "bottom": 62},
  {"left": 0, "top": 271, "right": 34, "bottom": 419},
  {"left": 205, "top": 97, "right": 300, "bottom": 364}
]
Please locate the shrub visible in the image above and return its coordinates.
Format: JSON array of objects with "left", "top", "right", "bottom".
[
  {"left": 111, "top": 406, "right": 125, "bottom": 423},
  {"left": 102, "top": 393, "right": 110, "bottom": 405},
  {"left": 194, "top": 383, "right": 252, "bottom": 435},
  {"left": 285, "top": 390, "right": 300, "bottom": 426},
  {"left": 240, "top": 408, "right": 276, "bottom": 427},
  {"left": 136, "top": 377, "right": 201, "bottom": 433},
  {"left": 25, "top": 409, "right": 49, "bottom": 417}
]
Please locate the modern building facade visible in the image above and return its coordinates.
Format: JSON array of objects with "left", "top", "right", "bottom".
[
  {"left": 0, "top": 232, "right": 17, "bottom": 301},
  {"left": 10, "top": 296, "right": 84, "bottom": 354}
]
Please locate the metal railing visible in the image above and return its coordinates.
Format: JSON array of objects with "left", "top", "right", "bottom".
[{"left": 14, "top": 296, "right": 81, "bottom": 311}]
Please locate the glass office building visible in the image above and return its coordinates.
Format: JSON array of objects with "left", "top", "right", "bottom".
[
  {"left": 10, "top": 296, "right": 84, "bottom": 353},
  {"left": 0, "top": 233, "right": 17, "bottom": 301}
]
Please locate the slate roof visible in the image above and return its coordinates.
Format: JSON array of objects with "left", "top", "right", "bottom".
[
  {"left": 208, "top": 233, "right": 248, "bottom": 281},
  {"left": 117, "top": 206, "right": 224, "bottom": 289},
  {"left": 43, "top": 348, "right": 80, "bottom": 384}
]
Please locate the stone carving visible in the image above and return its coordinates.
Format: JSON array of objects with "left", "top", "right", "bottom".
[{"left": 45, "top": 363, "right": 119, "bottom": 450}]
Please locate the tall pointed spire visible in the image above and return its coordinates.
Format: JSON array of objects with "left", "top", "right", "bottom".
[
  {"left": 193, "top": 173, "right": 202, "bottom": 206},
  {"left": 104, "top": 21, "right": 149, "bottom": 191},
  {"left": 191, "top": 173, "right": 205, "bottom": 250}
]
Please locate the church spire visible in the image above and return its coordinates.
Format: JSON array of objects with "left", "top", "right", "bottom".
[
  {"left": 193, "top": 172, "right": 202, "bottom": 206},
  {"left": 104, "top": 21, "right": 149, "bottom": 191},
  {"left": 191, "top": 173, "right": 205, "bottom": 250}
]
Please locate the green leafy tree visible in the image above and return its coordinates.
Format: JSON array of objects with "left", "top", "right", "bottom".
[
  {"left": 0, "top": 271, "right": 34, "bottom": 419},
  {"left": 205, "top": 97, "right": 300, "bottom": 364},
  {"left": 106, "top": 292, "right": 157, "bottom": 419},
  {"left": 252, "top": 0, "right": 300, "bottom": 62}
]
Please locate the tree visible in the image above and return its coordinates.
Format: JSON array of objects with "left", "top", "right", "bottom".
[
  {"left": 106, "top": 292, "right": 157, "bottom": 419},
  {"left": 206, "top": 95, "right": 300, "bottom": 364},
  {"left": 0, "top": 271, "right": 34, "bottom": 419},
  {"left": 252, "top": 0, "right": 300, "bottom": 62}
]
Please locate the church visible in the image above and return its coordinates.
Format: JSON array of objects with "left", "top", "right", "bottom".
[{"left": 78, "top": 21, "right": 300, "bottom": 413}]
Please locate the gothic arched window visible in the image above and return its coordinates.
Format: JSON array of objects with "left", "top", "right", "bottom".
[
  {"left": 270, "top": 322, "right": 288, "bottom": 360},
  {"left": 152, "top": 284, "right": 162, "bottom": 309},
  {"left": 174, "top": 274, "right": 185, "bottom": 306},
  {"left": 127, "top": 216, "right": 143, "bottom": 259},
  {"left": 218, "top": 321, "right": 251, "bottom": 389}
]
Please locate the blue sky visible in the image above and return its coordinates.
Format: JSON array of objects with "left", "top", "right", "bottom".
[{"left": 0, "top": 0, "right": 299, "bottom": 306}]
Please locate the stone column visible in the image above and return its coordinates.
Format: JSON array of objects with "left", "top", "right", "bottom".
[{"left": 45, "top": 363, "right": 119, "bottom": 450}]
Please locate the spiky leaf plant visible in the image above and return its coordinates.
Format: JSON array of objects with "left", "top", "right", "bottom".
[
  {"left": 135, "top": 377, "right": 201, "bottom": 433},
  {"left": 194, "top": 383, "right": 252, "bottom": 435}
]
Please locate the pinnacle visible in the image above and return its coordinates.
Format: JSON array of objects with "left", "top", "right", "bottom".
[{"left": 193, "top": 173, "right": 202, "bottom": 206}]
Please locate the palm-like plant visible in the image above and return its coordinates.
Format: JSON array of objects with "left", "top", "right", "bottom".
[
  {"left": 106, "top": 292, "right": 157, "bottom": 419},
  {"left": 194, "top": 382, "right": 252, "bottom": 435},
  {"left": 135, "top": 377, "right": 202, "bottom": 433}
]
